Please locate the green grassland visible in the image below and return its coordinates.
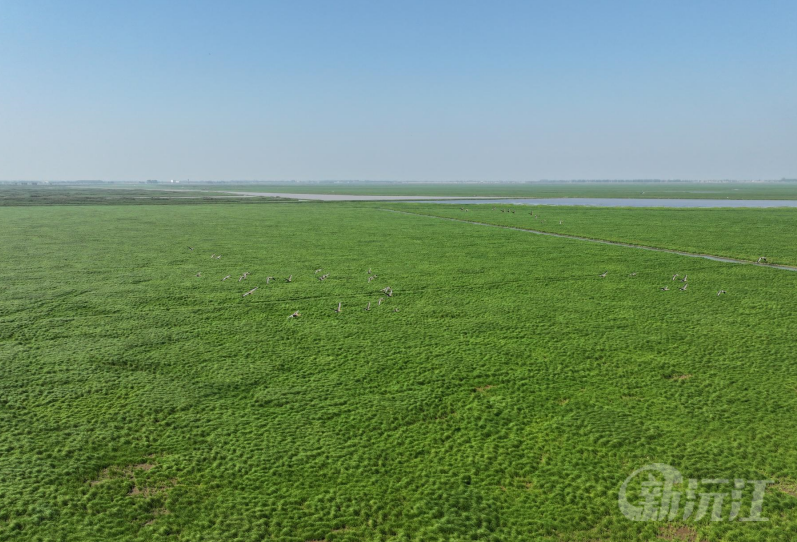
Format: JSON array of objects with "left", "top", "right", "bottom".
[
  {"left": 0, "top": 186, "right": 288, "bottom": 206},
  {"left": 382, "top": 203, "right": 797, "bottom": 268},
  {"left": 160, "top": 181, "right": 797, "bottom": 200},
  {"left": 2, "top": 203, "right": 797, "bottom": 541}
]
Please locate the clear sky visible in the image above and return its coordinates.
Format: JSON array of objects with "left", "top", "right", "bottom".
[{"left": 1, "top": 1, "right": 795, "bottom": 181}]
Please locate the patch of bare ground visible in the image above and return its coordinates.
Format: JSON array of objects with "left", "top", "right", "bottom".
[
  {"left": 89, "top": 463, "right": 156, "bottom": 486},
  {"left": 144, "top": 508, "right": 171, "bottom": 526},
  {"left": 475, "top": 385, "right": 494, "bottom": 392},
  {"left": 658, "top": 524, "right": 700, "bottom": 541},
  {"left": 774, "top": 479, "right": 797, "bottom": 498},
  {"left": 670, "top": 374, "right": 693, "bottom": 381},
  {"left": 89, "top": 462, "right": 178, "bottom": 498}
]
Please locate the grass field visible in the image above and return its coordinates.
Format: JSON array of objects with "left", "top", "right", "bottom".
[
  {"left": 156, "top": 181, "right": 797, "bottom": 200},
  {"left": 380, "top": 203, "right": 797, "bottom": 267},
  {"left": 2, "top": 202, "right": 797, "bottom": 541}
]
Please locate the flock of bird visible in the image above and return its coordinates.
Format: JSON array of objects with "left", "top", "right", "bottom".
[
  {"left": 188, "top": 211, "right": 768, "bottom": 317},
  {"left": 597, "top": 270, "right": 729, "bottom": 296},
  {"left": 189, "top": 247, "right": 399, "bottom": 318}
]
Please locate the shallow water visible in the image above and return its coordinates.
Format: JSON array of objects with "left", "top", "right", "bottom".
[{"left": 220, "top": 191, "right": 797, "bottom": 207}]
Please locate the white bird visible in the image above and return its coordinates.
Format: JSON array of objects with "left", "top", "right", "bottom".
[
  {"left": 368, "top": 268, "right": 371, "bottom": 274},
  {"left": 660, "top": 287, "right": 670, "bottom": 291},
  {"left": 672, "top": 274, "right": 679, "bottom": 280},
  {"left": 365, "top": 302, "right": 370, "bottom": 311},
  {"left": 629, "top": 272, "right": 637, "bottom": 277},
  {"left": 242, "top": 287, "right": 258, "bottom": 297},
  {"left": 335, "top": 302, "right": 342, "bottom": 313},
  {"left": 599, "top": 272, "right": 608, "bottom": 278},
  {"left": 559, "top": 220, "right": 563, "bottom": 225},
  {"left": 288, "top": 311, "right": 300, "bottom": 318},
  {"left": 211, "top": 254, "right": 216, "bottom": 259},
  {"left": 680, "top": 283, "right": 688, "bottom": 291},
  {"left": 196, "top": 272, "right": 202, "bottom": 277},
  {"left": 717, "top": 289, "right": 727, "bottom": 296},
  {"left": 315, "top": 268, "right": 322, "bottom": 274},
  {"left": 393, "top": 308, "right": 399, "bottom": 312},
  {"left": 222, "top": 275, "right": 231, "bottom": 281},
  {"left": 216, "top": 255, "right": 221, "bottom": 259},
  {"left": 757, "top": 257, "right": 767, "bottom": 263},
  {"left": 266, "top": 276, "right": 273, "bottom": 284},
  {"left": 378, "top": 298, "right": 383, "bottom": 306},
  {"left": 286, "top": 275, "right": 292, "bottom": 283},
  {"left": 188, "top": 247, "right": 194, "bottom": 251},
  {"left": 681, "top": 275, "right": 688, "bottom": 282}
]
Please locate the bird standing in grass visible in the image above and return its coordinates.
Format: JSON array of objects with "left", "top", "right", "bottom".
[
  {"left": 222, "top": 275, "right": 231, "bottom": 281},
  {"left": 757, "top": 257, "right": 767, "bottom": 263},
  {"left": 672, "top": 274, "right": 679, "bottom": 281},
  {"left": 680, "top": 283, "right": 688, "bottom": 291},
  {"left": 378, "top": 298, "right": 383, "bottom": 306},
  {"left": 629, "top": 272, "right": 637, "bottom": 277},
  {"left": 242, "top": 287, "right": 258, "bottom": 297},
  {"left": 286, "top": 275, "right": 292, "bottom": 283},
  {"left": 335, "top": 302, "right": 342, "bottom": 313},
  {"left": 188, "top": 247, "right": 194, "bottom": 251},
  {"left": 196, "top": 272, "right": 202, "bottom": 277},
  {"left": 365, "top": 302, "right": 371, "bottom": 311},
  {"left": 660, "top": 287, "right": 670, "bottom": 291},
  {"left": 717, "top": 289, "right": 727, "bottom": 296},
  {"left": 288, "top": 311, "right": 300, "bottom": 318},
  {"left": 315, "top": 268, "right": 322, "bottom": 274},
  {"left": 266, "top": 276, "right": 273, "bottom": 284},
  {"left": 599, "top": 272, "right": 608, "bottom": 278},
  {"left": 682, "top": 275, "right": 688, "bottom": 282}
]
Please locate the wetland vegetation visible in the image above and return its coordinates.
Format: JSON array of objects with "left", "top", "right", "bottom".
[{"left": 2, "top": 196, "right": 797, "bottom": 541}]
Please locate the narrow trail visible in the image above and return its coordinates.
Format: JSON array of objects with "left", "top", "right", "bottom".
[{"left": 380, "top": 208, "right": 797, "bottom": 272}]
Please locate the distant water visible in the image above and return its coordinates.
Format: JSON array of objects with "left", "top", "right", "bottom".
[{"left": 423, "top": 198, "right": 797, "bottom": 208}]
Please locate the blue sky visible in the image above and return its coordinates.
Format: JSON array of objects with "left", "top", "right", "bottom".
[{"left": 1, "top": 1, "right": 795, "bottom": 181}]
